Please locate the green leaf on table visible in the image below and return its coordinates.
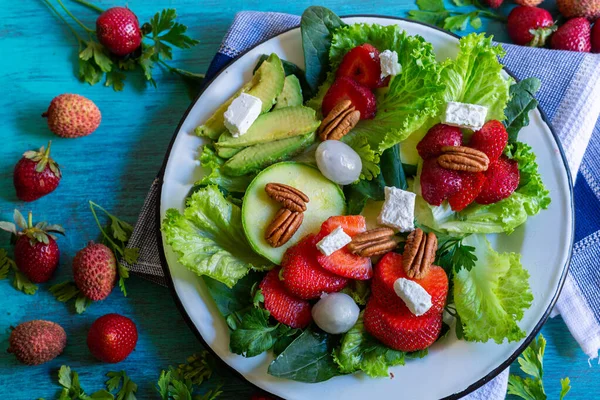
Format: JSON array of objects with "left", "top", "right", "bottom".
[
  {"left": 149, "top": 9, "right": 199, "bottom": 61},
  {"left": 300, "top": 6, "right": 346, "bottom": 93},
  {"left": 504, "top": 77, "right": 542, "bottom": 144},
  {"left": 333, "top": 312, "right": 405, "bottom": 377},
  {"left": 0, "top": 249, "right": 38, "bottom": 295},
  {"left": 88, "top": 390, "right": 115, "bottom": 400},
  {"left": 106, "top": 370, "right": 138, "bottom": 400},
  {"left": 269, "top": 328, "right": 341, "bottom": 383},
  {"left": 417, "top": 0, "right": 446, "bottom": 11},
  {"left": 49, "top": 281, "right": 91, "bottom": 314},
  {"left": 560, "top": 378, "right": 571, "bottom": 399},
  {"left": 162, "top": 185, "right": 270, "bottom": 288},
  {"left": 80, "top": 41, "right": 113, "bottom": 73},
  {"left": 79, "top": 58, "right": 104, "bottom": 86}
]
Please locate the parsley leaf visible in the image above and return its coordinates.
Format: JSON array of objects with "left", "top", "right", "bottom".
[
  {"left": 0, "top": 248, "right": 38, "bottom": 295},
  {"left": 106, "top": 371, "right": 138, "bottom": 400},
  {"left": 156, "top": 352, "right": 222, "bottom": 400},
  {"left": 49, "top": 281, "right": 91, "bottom": 314},
  {"left": 408, "top": 0, "right": 505, "bottom": 32},
  {"left": 508, "top": 334, "right": 571, "bottom": 400},
  {"left": 436, "top": 235, "right": 477, "bottom": 273},
  {"left": 57, "top": 365, "right": 114, "bottom": 400},
  {"left": 149, "top": 9, "right": 199, "bottom": 60}
]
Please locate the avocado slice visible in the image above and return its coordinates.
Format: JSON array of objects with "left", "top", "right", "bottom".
[
  {"left": 216, "top": 146, "right": 242, "bottom": 159},
  {"left": 274, "top": 75, "right": 303, "bottom": 110},
  {"left": 215, "top": 106, "right": 320, "bottom": 149},
  {"left": 223, "top": 132, "right": 316, "bottom": 176},
  {"left": 195, "top": 53, "right": 285, "bottom": 139}
]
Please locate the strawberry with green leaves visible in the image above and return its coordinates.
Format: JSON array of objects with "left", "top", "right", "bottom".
[
  {"left": 13, "top": 142, "right": 61, "bottom": 202},
  {"left": 0, "top": 210, "right": 64, "bottom": 283}
]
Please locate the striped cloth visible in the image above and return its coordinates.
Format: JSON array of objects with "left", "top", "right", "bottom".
[{"left": 126, "top": 11, "right": 600, "bottom": 399}]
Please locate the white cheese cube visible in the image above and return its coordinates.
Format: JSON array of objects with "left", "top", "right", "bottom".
[
  {"left": 223, "top": 93, "right": 262, "bottom": 137},
  {"left": 443, "top": 101, "right": 488, "bottom": 131},
  {"left": 380, "top": 50, "right": 401, "bottom": 79},
  {"left": 377, "top": 187, "right": 415, "bottom": 232},
  {"left": 393, "top": 278, "right": 432, "bottom": 316},
  {"left": 316, "top": 226, "right": 352, "bottom": 256}
]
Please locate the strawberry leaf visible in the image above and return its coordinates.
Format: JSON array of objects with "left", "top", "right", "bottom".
[
  {"left": 0, "top": 222, "right": 17, "bottom": 235},
  {"left": 13, "top": 210, "right": 27, "bottom": 230},
  {"left": 75, "top": 293, "right": 92, "bottom": 314}
]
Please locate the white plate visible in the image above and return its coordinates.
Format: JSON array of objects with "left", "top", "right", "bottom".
[{"left": 157, "top": 16, "right": 573, "bottom": 400}]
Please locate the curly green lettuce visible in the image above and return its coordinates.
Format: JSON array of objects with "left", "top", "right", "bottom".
[
  {"left": 194, "top": 146, "right": 254, "bottom": 193},
  {"left": 454, "top": 235, "right": 533, "bottom": 343},
  {"left": 162, "top": 185, "right": 270, "bottom": 287},
  {"left": 415, "top": 141, "right": 551, "bottom": 234}
]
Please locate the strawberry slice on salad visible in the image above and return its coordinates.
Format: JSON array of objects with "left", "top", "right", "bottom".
[
  {"left": 476, "top": 155, "right": 520, "bottom": 205},
  {"left": 448, "top": 171, "right": 487, "bottom": 212},
  {"left": 364, "top": 298, "right": 443, "bottom": 352},
  {"left": 281, "top": 234, "right": 348, "bottom": 299},
  {"left": 260, "top": 268, "right": 312, "bottom": 329},
  {"left": 420, "top": 158, "right": 463, "bottom": 206},
  {"left": 469, "top": 120, "right": 508, "bottom": 162},
  {"left": 336, "top": 44, "right": 388, "bottom": 88},
  {"left": 370, "top": 252, "right": 448, "bottom": 315},
  {"left": 417, "top": 123, "right": 463, "bottom": 159},
  {"left": 315, "top": 216, "right": 372, "bottom": 280},
  {"left": 322, "top": 77, "right": 377, "bottom": 120}
]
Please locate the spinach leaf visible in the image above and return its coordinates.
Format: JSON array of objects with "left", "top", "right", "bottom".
[
  {"left": 253, "top": 54, "right": 312, "bottom": 101},
  {"left": 202, "top": 272, "right": 261, "bottom": 317},
  {"left": 344, "top": 145, "right": 407, "bottom": 214},
  {"left": 268, "top": 328, "right": 342, "bottom": 383},
  {"left": 504, "top": 77, "right": 541, "bottom": 144},
  {"left": 301, "top": 6, "right": 346, "bottom": 94}
]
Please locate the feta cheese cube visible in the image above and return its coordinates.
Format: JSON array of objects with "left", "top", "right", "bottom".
[
  {"left": 316, "top": 226, "right": 352, "bottom": 256},
  {"left": 393, "top": 278, "right": 432, "bottom": 316},
  {"left": 443, "top": 101, "right": 488, "bottom": 131},
  {"left": 377, "top": 187, "right": 416, "bottom": 232},
  {"left": 380, "top": 50, "right": 401, "bottom": 79},
  {"left": 223, "top": 93, "right": 262, "bottom": 137}
]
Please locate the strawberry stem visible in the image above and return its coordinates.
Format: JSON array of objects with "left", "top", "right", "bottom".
[
  {"left": 45, "top": 141, "right": 52, "bottom": 159},
  {"left": 27, "top": 212, "right": 33, "bottom": 229},
  {"left": 42, "top": 0, "right": 85, "bottom": 48},
  {"left": 72, "top": 0, "right": 104, "bottom": 14},
  {"left": 88, "top": 201, "right": 123, "bottom": 256},
  {"left": 57, "top": 0, "right": 95, "bottom": 34}
]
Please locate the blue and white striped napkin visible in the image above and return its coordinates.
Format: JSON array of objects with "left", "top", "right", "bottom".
[{"left": 126, "top": 11, "right": 600, "bottom": 400}]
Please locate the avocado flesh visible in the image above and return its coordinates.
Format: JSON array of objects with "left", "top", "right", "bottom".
[
  {"left": 195, "top": 53, "right": 285, "bottom": 139},
  {"left": 274, "top": 75, "right": 303, "bottom": 109},
  {"left": 215, "top": 106, "right": 320, "bottom": 149},
  {"left": 216, "top": 146, "right": 241, "bottom": 159},
  {"left": 223, "top": 132, "right": 316, "bottom": 176}
]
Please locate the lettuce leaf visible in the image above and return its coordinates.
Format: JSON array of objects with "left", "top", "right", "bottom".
[
  {"left": 328, "top": 24, "right": 444, "bottom": 180},
  {"left": 333, "top": 312, "right": 405, "bottom": 377},
  {"left": 440, "top": 33, "right": 512, "bottom": 121},
  {"left": 195, "top": 146, "right": 254, "bottom": 193},
  {"left": 453, "top": 235, "right": 533, "bottom": 343},
  {"left": 162, "top": 185, "right": 270, "bottom": 287},
  {"left": 415, "top": 141, "right": 551, "bottom": 234}
]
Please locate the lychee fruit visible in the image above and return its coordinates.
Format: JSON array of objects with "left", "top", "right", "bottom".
[
  {"left": 42, "top": 94, "right": 101, "bottom": 138},
  {"left": 557, "top": 0, "right": 600, "bottom": 21},
  {"left": 73, "top": 241, "right": 117, "bottom": 301},
  {"left": 8, "top": 320, "right": 67, "bottom": 365}
]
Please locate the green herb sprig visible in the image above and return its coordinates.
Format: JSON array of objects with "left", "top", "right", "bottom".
[
  {"left": 435, "top": 234, "right": 478, "bottom": 273},
  {"left": 408, "top": 0, "right": 506, "bottom": 32},
  {"left": 0, "top": 248, "right": 38, "bottom": 295}
]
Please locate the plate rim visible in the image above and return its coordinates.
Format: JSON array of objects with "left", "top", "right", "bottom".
[{"left": 154, "top": 15, "right": 574, "bottom": 400}]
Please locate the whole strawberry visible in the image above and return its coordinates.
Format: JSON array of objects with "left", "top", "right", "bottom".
[
  {"left": 0, "top": 210, "right": 64, "bottom": 283},
  {"left": 87, "top": 313, "right": 138, "bottom": 363},
  {"left": 73, "top": 242, "right": 117, "bottom": 301},
  {"left": 557, "top": 0, "right": 600, "bottom": 21},
  {"left": 13, "top": 142, "right": 61, "bottom": 202},
  {"left": 43, "top": 94, "right": 101, "bottom": 138},
  {"left": 514, "top": 0, "right": 544, "bottom": 6},
  {"left": 96, "top": 7, "right": 142, "bottom": 56},
  {"left": 592, "top": 21, "right": 600, "bottom": 53},
  {"left": 551, "top": 18, "right": 592, "bottom": 52},
  {"left": 507, "top": 6, "right": 556, "bottom": 47}
]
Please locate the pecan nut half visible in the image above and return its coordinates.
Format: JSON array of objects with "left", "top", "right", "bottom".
[
  {"left": 437, "top": 146, "right": 489, "bottom": 173},
  {"left": 265, "top": 208, "right": 304, "bottom": 248},
  {"left": 265, "top": 183, "right": 310, "bottom": 212},
  {"left": 402, "top": 228, "right": 437, "bottom": 279},
  {"left": 347, "top": 227, "right": 397, "bottom": 257},
  {"left": 318, "top": 100, "right": 361, "bottom": 141}
]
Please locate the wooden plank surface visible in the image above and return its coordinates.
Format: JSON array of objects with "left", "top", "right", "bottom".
[{"left": 0, "top": 0, "right": 596, "bottom": 398}]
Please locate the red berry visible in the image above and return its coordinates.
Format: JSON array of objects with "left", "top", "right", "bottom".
[
  {"left": 593, "top": 21, "right": 600, "bottom": 53},
  {"left": 507, "top": 6, "right": 556, "bottom": 46},
  {"left": 476, "top": 156, "right": 520, "bottom": 204},
  {"left": 96, "top": 7, "right": 142, "bottom": 56},
  {"left": 87, "top": 313, "right": 138, "bottom": 363},
  {"left": 13, "top": 142, "right": 61, "bottom": 202},
  {"left": 370, "top": 252, "right": 448, "bottom": 315},
  {"left": 322, "top": 77, "right": 377, "bottom": 120},
  {"left": 469, "top": 120, "right": 508, "bottom": 162},
  {"left": 281, "top": 234, "right": 348, "bottom": 299},
  {"left": 364, "top": 298, "right": 443, "bottom": 352},
  {"left": 484, "top": 0, "right": 504, "bottom": 8},
  {"left": 448, "top": 172, "right": 487, "bottom": 211},
  {"left": 315, "top": 216, "right": 372, "bottom": 280},
  {"left": 336, "top": 44, "right": 387, "bottom": 88},
  {"left": 420, "top": 158, "right": 463, "bottom": 206},
  {"left": 259, "top": 268, "right": 312, "bottom": 329},
  {"left": 417, "top": 124, "right": 463, "bottom": 159},
  {"left": 551, "top": 18, "right": 592, "bottom": 52}
]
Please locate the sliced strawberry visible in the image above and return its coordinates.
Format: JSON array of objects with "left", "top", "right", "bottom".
[
  {"left": 364, "top": 298, "right": 443, "bottom": 352},
  {"left": 281, "top": 234, "right": 348, "bottom": 299},
  {"left": 476, "top": 155, "right": 520, "bottom": 205},
  {"left": 417, "top": 124, "right": 463, "bottom": 159},
  {"left": 420, "top": 158, "right": 463, "bottom": 206},
  {"left": 319, "top": 215, "right": 367, "bottom": 236},
  {"left": 336, "top": 44, "right": 386, "bottom": 89},
  {"left": 322, "top": 77, "right": 377, "bottom": 120},
  {"left": 371, "top": 252, "right": 448, "bottom": 315},
  {"left": 259, "top": 268, "right": 312, "bottom": 329},
  {"left": 469, "top": 120, "right": 508, "bottom": 162},
  {"left": 448, "top": 172, "right": 486, "bottom": 211}
]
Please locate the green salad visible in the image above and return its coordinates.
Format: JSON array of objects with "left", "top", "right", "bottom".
[{"left": 162, "top": 6, "right": 551, "bottom": 383}]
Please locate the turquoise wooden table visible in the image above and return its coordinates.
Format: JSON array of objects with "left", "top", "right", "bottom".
[{"left": 0, "top": 1, "right": 596, "bottom": 398}]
